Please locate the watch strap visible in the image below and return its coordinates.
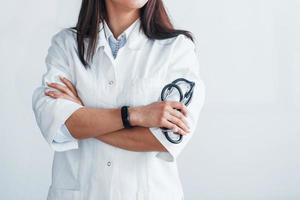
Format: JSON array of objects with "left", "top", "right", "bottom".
[{"left": 121, "top": 106, "right": 132, "bottom": 129}]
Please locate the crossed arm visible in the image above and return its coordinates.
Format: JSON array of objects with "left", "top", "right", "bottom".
[
  {"left": 62, "top": 105, "right": 167, "bottom": 152},
  {"left": 45, "top": 77, "right": 188, "bottom": 152},
  {"left": 95, "top": 126, "right": 167, "bottom": 152}
]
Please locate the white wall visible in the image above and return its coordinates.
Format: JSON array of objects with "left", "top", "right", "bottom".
[{"left": 0, "top": 0, "right": 299, "bottom": 199}]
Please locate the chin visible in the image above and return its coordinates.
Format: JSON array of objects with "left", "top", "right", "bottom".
[{"left": 112, "top": 0, "right": 149, "bottom": 9}]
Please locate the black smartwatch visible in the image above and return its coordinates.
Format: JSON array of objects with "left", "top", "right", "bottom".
[{"left": 121, "top": 106, "right": 132, "bottom": 129}]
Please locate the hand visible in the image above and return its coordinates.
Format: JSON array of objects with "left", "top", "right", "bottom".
[
  {"left": 129, "top": 101, "right": 190, "bottom": 135},
  {"left": 44, "top": 76, "right": 83, "bottom": 106}
]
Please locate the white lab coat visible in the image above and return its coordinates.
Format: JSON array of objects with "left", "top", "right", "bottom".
[{"left": 32, "top": 19, "right": 205, "bottom": 200}]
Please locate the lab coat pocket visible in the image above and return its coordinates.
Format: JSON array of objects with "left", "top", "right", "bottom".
[
  {"left": 129, "top": 77, "right": 165, "bottom": 106},
  {"left": 47, "top": 185, "right": 81, "bottom": 200}
]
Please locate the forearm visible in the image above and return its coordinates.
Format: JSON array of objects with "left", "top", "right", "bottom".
[
  {"left": 65, "top": 106, "right": 124, "bottom": 139},
  {"left": 95, "top": 126, "right": 167, "bottom": 152}
]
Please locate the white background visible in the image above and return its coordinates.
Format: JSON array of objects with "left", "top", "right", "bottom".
[{"left": 0, "top": 0, "right": 299, "bottom": 199}]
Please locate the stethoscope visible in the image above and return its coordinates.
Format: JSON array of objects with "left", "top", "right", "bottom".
[{"left": 160, "top": 78, "right": 195, "bottom": 144}]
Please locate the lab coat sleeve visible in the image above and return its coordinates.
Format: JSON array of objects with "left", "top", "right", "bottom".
[
  {"left": 32, "top": 30, "right": 84, "bottom": 152},
  {"left": 53, "top": 124, "right": 78, "bottom": 143},
  {"left": 149, "top": 35, "right": 206, "bottom": 162}
]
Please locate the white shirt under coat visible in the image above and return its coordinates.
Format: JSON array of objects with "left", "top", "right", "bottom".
[{"left": 32, "top": 18, "right": 206, "bottom": 200}]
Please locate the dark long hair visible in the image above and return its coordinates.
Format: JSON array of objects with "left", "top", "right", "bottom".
[{"left": 72, "top": 0, "right": 194, "bottom": 68}]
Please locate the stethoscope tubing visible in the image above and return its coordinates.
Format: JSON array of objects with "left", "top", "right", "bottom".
[{"left": 160, "top": 78, "right": 195, "bottom": 144}]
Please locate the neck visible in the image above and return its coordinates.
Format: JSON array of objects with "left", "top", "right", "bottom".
[{"left": 105, "top": 1, "right": 140, "bottom": 38}]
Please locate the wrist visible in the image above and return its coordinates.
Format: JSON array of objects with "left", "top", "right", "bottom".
[{"left": 128, "top": 106, "right": 141, "bottom": 126}]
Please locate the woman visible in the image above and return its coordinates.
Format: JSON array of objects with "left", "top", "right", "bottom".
[{"left": 32, "top": 0, "right": 205, "bottom": 199}]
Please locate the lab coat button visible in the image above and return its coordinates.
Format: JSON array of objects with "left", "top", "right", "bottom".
[
  {"left": 107, "top": 161, "right": 111, "bottom": 166},
  {"left": 108, "top": 80, "right": 114, "bottom": 85}
]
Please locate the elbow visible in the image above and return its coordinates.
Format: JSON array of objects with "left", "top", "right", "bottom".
[
  {"left": 64, "top": 108, "right": 84, "bottom": 140},
  {"left": 65, "top": 118, "right": 85, "bottom": 140},
  {"left": 64, "top": 107, "right": 92, "bottom": 140}
]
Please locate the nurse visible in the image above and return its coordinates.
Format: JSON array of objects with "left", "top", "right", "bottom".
[{"left": 32, "top": 0, "right": 205, "bottom": 199}]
